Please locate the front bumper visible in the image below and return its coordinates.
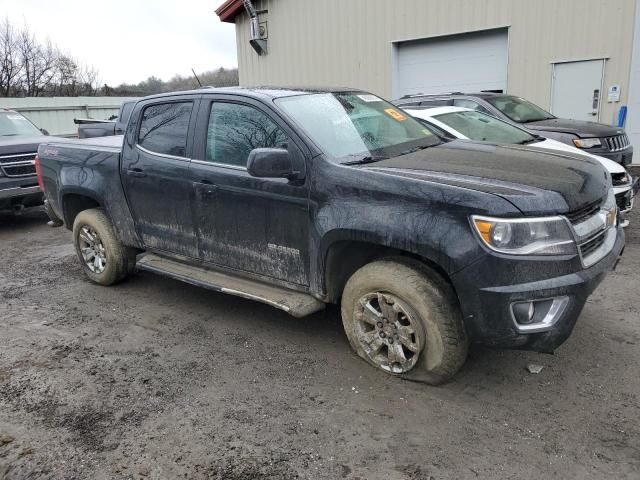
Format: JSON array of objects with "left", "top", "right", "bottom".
[
  {"left": 451, "top": 226, "right": 625, "bottom": 352},
  {"left": 0, "top": 175, "right": 43, "bottom": 210},
  {"left": 588, "top": 146, "right": 633, "bottom": 166}
]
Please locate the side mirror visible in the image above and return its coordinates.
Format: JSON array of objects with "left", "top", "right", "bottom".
[
  {"left": 40, "top": 128, "right": 49, "bottom": 136},
  {"left": 247, "top": 148, "right": 302, "bottom": 180}
]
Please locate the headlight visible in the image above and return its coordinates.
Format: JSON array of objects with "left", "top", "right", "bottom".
[
  {"left": 471, "top": 215, "right": 577, "bottom": 255},
  {"left": 612, "top": 172, "right": 631, "bottom": 186},
  {"left": 573, "top": 138, "right": 602, "bottom": 149}
]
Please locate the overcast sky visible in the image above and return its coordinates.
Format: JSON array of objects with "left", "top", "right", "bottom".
[{"left": 0, "top": 0, "right": 237, "bottom": 85}]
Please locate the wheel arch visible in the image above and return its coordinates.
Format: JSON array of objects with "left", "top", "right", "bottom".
[
  {"left": 320, "top": 230, "right": 454, "bottom": 303},
  {"left": 60, "top": 188, "right": 103, "bottom": 229}
]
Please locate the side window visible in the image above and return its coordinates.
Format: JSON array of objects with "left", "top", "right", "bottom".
[
  {"left": 399, "top": 101, "right": 422, "bottom": 107},
  {"left": 138, "top": 102, "right": 193, "bottom": 157},
  {"left": 454, "top": 99, "right": 490, "bottom": 114},
  {"left": 206, "top": 103, "right": 288, "bottom": 167},
  {"left": 119, "top": 102, "right": 134, "bottom": 124},
  {"left": 421, "top": 99, "right": 453, "bottom": 107}
]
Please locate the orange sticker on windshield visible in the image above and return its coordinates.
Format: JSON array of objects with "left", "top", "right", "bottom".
[{"left": 384, "top": 108, "right": 407, "bottom": 121}]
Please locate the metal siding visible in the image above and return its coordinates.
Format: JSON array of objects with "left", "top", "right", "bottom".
[
  {"left": 235, "top": 0, "right": 636, "bottom": 126},
  {"left": 626, "top": 0, "right": 640, "bottom": 160},
  {"left": 0, "top": 97, "right": 139, "bottom": 137}
]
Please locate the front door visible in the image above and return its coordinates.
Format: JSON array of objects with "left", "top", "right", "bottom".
[
  {"left": 551, "top": 59, "right": 605, "bottom": 121},
  {"left": 189, "top": 98, "right": 309, "bottom": 286},
  {"left": 121, "top": 99, "right": 199, "bottom": 258}
]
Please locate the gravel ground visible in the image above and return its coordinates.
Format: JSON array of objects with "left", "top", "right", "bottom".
[{"left": 0, "top": 208, "right": 638, "bottom": 480}]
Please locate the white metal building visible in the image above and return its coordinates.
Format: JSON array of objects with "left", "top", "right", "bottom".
[{"left": 217, "top": 0, "right": 640, "bottom": 161}]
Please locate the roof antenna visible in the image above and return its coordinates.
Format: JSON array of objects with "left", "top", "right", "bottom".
[{"left": 191, "top": 68, "right": 202, "bottom": 87}]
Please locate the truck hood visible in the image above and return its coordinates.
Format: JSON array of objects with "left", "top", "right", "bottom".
[
  {"left": 0, "top": 135, "right": 48, "bottom": 154},
  {"left": 523, "top": 118, "right": 624, "bottom": 138},
  {"left": 366, "top": 140, "right": 609, "bottom": 215}
]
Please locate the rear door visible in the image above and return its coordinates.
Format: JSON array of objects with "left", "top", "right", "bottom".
[
  {"left": 121, "top": 96, "right": 200, "bottom": 258},
  {"left": 189, "top": 96, "right": 310, "bottom": 286}
]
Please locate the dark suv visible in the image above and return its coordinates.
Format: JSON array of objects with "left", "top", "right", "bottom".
[{"left": 394, "top": 93, "right": 633, "bottom": 166}]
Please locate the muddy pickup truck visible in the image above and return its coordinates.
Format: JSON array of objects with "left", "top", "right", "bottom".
[{"left": 37, "top": 87, "right": 624, "bottom": 384}]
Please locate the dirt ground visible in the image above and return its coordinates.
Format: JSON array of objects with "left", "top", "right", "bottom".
[{"left": 0, "top": 208, "right": 638, "bottom": 480}]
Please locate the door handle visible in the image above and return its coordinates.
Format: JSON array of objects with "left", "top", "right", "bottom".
[
  {"left": 127, "top": 168, "right": 146, "bottom": 178},
  {"left": 199, "top": 179, "right": 213, "bottom": 185}
]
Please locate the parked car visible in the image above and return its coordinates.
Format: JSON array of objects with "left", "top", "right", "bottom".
[
  {"left": 394, "top": 93, "right": 634, "bottom": 166},
  {"left": 75, "top": 100, "right": 136, "bottom": 139},
  {"left": 405, "top": 106, "right": 636, "bottom": 227},
  {"left": 37, "top": 88, "right": 624, "bottom": 384},
  {"left": 0, "top": 109, "right": 49, "bottom": 215}
]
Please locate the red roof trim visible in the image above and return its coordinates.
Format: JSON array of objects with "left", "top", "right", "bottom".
[{"left": 215, "top": 0, "right": 245, "bottom": 23}]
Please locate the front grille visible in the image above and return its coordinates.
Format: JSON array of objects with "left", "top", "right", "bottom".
[
  {"left": 564, "top": 200, "right": 601, "bottom": 224},
  {"left": 580, "top": 230, "right": 607, "bottom": 257},
  {"left": 0, "top": 152, "right": 37, "bottom": 177},
  {"left": 603, "top": 134, "right": 630, "bottom": 152}
]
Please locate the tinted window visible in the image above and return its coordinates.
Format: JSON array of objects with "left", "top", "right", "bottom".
[
  {"left": 420, "top": 99, "right": 453, "bottom": 107},
  {"left": 119, "top": 102, "right": 134, "bottom": 124},
  {"left": 206, "top": 103, "right": 288, "bottom": 167},
  {"left": 138, "top": 102, "right": 193, "bottom": 157},
  {"left": 453, "top": 99, "right": 490, "bottom": 114}
]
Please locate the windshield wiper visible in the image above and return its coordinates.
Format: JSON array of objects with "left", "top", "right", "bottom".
[
  {"left": 517, "top": 138, "right": 540, "bottom": 145},
  {"left": 398, "top": 144, "right": 436, "bottom": 155},
  {"left": 342, "top": 155, "right": 387, "bottom": 166},
  {"left": 1, "top": 134, "right": 18, "bottom": 136}
]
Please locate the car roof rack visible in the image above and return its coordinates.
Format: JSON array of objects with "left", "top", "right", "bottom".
[{"left": 400, "top": 91, "right": 465, "bottom": 99}]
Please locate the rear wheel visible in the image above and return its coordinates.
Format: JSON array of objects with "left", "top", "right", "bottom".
[
  {"left": 72, "top": 208, "right": 135, "bottom": 286},
  {"left": 341, "top": 259, "right": 468, "bottom": 385}
]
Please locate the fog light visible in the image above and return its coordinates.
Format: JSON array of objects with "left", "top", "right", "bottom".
[
  {"left": 512, "top": 301, "right": 535, "bottom": 324},
  {"left": 511, "top": 296, "right": 570, "bottom": 334}
]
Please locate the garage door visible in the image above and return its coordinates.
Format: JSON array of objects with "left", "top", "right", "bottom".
[{"left": 394, "top": 29, "right": 509, "bottom": 98}]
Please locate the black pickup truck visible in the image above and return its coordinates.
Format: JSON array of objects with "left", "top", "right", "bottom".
[{"left": 37, "top": 87, "right": 624, "bottom": 383}]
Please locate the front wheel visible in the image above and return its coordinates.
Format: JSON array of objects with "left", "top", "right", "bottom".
[
  {"left": 341, "top": 259, "right": 468, "bottom": 385},
  {"left": 72, "top": 208, "right": 135, "bottom": 286}
]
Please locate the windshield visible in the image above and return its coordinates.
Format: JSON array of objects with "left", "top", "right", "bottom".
[
  {"left": 0, "top": 112, "right": 42, "bottom": 137},
  {"left": 485, "top": 95, "right": 555, "bottom": 123},
  {"left": 433, "top": 110, "right": 537, "bottom": 144},
  {"left": 0, "top": 111, "right": 43, "bottom": 137},
  {"left": 275, "top": 92, "right": 440, "bottom": 162}
]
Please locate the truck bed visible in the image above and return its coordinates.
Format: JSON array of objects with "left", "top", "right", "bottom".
[{"left": 38, "top": 134, "right": 138, "bottom": 246}]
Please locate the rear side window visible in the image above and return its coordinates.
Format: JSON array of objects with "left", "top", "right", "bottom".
[
  {"left": 206, "top": 103, "right": 288, "bottom": 167},
  {"left": 119, "top": 102, "right": 134, "bottom": 124},
  {"left": 138, "top": 102, "right": 193, "bottom": 157},
  {"left": 420, "top": 99, "right": 453, "bottom": 107},
  {"left": 453, "top": 99, "right": 490, "bottom": 114}
]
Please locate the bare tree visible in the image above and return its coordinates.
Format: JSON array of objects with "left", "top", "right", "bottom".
[
  {"left": 17, "top": 27, "right": 57, "bottom": 96},
  {"left": 0, "top": 18, "right": 20, "bottom": 96}
]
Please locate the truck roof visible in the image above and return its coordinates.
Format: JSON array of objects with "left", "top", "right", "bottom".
[{"left": 142, "top": 86, "right": 366, "bottom": 101}]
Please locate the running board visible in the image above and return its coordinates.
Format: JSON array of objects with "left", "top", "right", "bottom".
[{"left": 136, "top": 253, "right": 325, "bottom": 318}]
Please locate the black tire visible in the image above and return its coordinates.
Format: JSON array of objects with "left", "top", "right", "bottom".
[
  {"left": 341, "top": 259, "right": 468, "bottom": 385},
  {"left": 72, "top": 208, "right": 135, "bottom": 286}
]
